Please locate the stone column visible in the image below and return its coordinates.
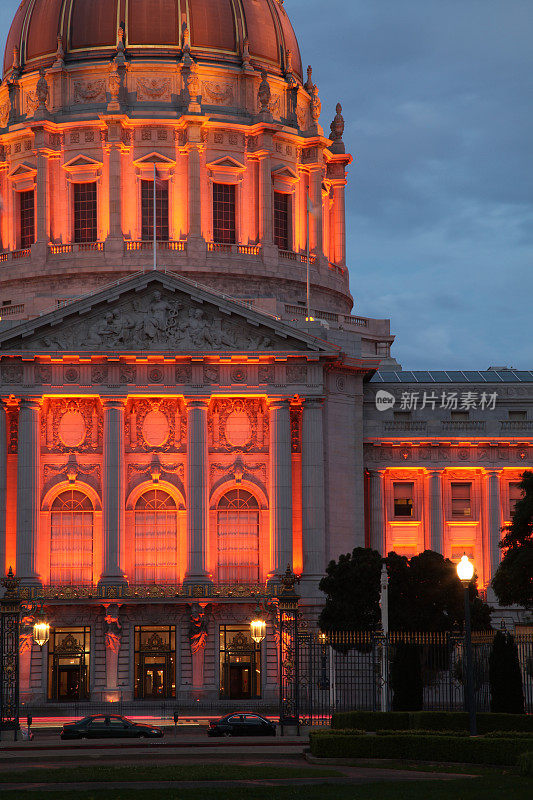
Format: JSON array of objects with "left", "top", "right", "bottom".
[
  {"left": 101, "top": 400, "right": 126, "bottom": 583},
  {"left": 185, "top": 400, "right": 210, "bottom": 583},
  {"left": 188, "top": 145, "right": 202, "bottom": 238},
  {"left": 258, "top": 154, "right": 273, "bottom": 244},
  {"left": 331, "top": 181, "right": 347, "bottom": 266},
  {"left": 370, "top": 469, "right": 386, "bottom": 555},
  {"left": 309, "top": 167, "right": 323, "bottom": 257},
  {"left": 301, "top": 398, "right": 325, "bottom": 584},
  {"left": 108, "top": 144, "right": 122, "bottom": 240},
  {"left": 428, "top": 470, "right": 444, "bottom": 554},
  {"left": 0, "top": 400, "right": 7, "bottom": 574},
  {"left": 16, "top": 399, "right": 41, "bottom": 585},
  {"left": 487, "top": 470, "right": 501, "bottom": 583},
  {"left": 35, "top": 149, "right": 49, "bottom": 243},
  {"left": 268, "top": 399, "right": 293, "bottom": 578}
]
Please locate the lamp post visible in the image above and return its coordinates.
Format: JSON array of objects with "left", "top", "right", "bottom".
[
  {"left": 250, "top": 604, "right": 267, "bottom": 644},
  {"left": 276, "top": 565, "right": 300, "bottom": 734},
  {"left": 457, "top": 554, "right": 477, "bottom": 736},
  {"left": 0, "top": 568, "right": 21, "bottom": 741}
]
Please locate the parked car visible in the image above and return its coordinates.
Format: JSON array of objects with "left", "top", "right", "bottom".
[
  {"left": 60, "top": 715, "right": 164, "bottom": 740},
  {"left": 208, "top": 713, "right": 276, "bottom": 737}
]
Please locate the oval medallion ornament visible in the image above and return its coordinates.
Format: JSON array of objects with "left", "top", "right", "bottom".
[
  {"left": 59, "top": 410, "right": 86, "bottom": 448},
  {"left": 225, "top": 411, "right": 252, "bottom": 448},
  {"left": 142, "top": 409, "right": 169, "bottom": 448}
]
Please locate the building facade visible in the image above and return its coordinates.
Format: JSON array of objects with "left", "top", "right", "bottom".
[{"left": 0, "top": 0, "right": 530, "bottom": 708}]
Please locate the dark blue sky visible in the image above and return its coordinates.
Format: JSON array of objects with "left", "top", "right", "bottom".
[{"left": 1, "top": 0, "right": 530, "bottom": 368}]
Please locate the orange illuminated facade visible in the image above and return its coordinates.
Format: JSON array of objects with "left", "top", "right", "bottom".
[{"left": 0, "top": 0, "right": 529, "bottom": 710}]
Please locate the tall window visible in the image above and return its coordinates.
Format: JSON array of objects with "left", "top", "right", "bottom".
[
  {"left": 509, "top": 482, "right": 522, "bottom": 517},
  {"left": 50, "top": 491, "right": 93, "bottom": 585},
  {"left": 217, "top": 489, "right": 260, "bottom": 583},
  {"left": 141, "top": 179, "right": 169, "bottom": 241},
  {"left": 73, "top": 182, "right": 98, "bottom": 243},
  {"left": 274, "top": 191, "right": 289, "bottom": 250},
  {"left": 134, "top": 489, "right": 177, "bottom": 583},
  {"left": 451, "top": 482, "right": 472, "bottom": 518},
  {"left": 19, "top": 190, "right": 35, "bottom": 249},
  {"left": 393, "top": 482, "right": 414, "bottom": 517},
  {"left": 213, "top": 183, "right": 236, "bottom": 244}
]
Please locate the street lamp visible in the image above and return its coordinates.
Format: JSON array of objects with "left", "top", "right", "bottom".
[
  {"left": 32, "top": 606, "right": 50, "bottom": 649},
  {"left": 250, "top": 604, "right": 266, "bottom": 644},
  {"left": 456, "top": 554, "right": 477, "bottom": 736}
]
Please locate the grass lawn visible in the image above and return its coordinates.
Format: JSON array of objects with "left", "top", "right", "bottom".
[
  {"left": 0, "top": 774, "right": 531, "bottom": 800},
  {"left": 0, "top": 763, "right": 341, "bottom": 784}
]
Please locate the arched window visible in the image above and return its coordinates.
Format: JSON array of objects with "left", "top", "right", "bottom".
[
  {"left": 134, "top": 489, "right": 178, "bottom": 584},
  {"left": 217, "top": 489, "right": 260, "bottom": 583},
  {"left": 50, "top": 490, "right": 94, "bottom": 585}
]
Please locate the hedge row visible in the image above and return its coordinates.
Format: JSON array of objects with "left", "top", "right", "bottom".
[
  {"left": 331, "top": 711, "right": 533, "bottom": 733},
  {"left": 310, "top": 732, "right": 533, "bottom": 766}
]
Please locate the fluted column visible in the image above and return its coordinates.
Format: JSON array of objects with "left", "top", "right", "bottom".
[
  {"left": 16, "top": 399, "right": 41, "bottom": 584},
  {"left": 268, "top": 399, "right": 293, "bottom": 578},
  {"left": 487, "top": 470, "right": 502, "bottom": 582},
  {"left": 0, "top": 400, "right": 8, "bottom": 574},
  {"left": 428, "top": 469, "right": 444, "bottom": 553},
  {"left": 185, "top": 400, "right": 210, "bottom": 582},
  {"left": 35, "top": 150, "right": 49, "bottom": 243},
  {"left": 301, "top": 398, "right": 325, "bottom": 583},
  {"left": 370, "top": 469, "right": 386, "bottom": 555},
  {"left": 188, "top": 145, "right": 202, "bottom": 238},
  {"left": 259, "top": 154, "right": 273, "bottom": 244},
  {"left": 108, "top": 144, "right": 122, "bottom": 240},
  {"left": 101, "top": 400, "right": 126, "bottom": 583},
  {"left": 331, "top": 181, "right": 347, "bottom": 266}
]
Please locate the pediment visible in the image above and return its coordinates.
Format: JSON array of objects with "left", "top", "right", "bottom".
[
  {"left": 134, "top": 152, "right": 176, "bottom": 167},
  {"left": 0, "top": 271, "right": 335, "bottom": 356},
  {"left": 63, "top": 155, "right": 103, "bottom": 170},
  {"left": 206, "top": 156, "right": 246, "bottom": 172},
  {"left": 8, "top": 163, "right": 37, "bottom": 179},
  {"left": 271, "top": 165, "right": 299, "bottom": 182}
]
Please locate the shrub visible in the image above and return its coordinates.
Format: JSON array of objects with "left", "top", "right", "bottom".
[
  {"left": 310, "top": 732, "right": 533, "bottom": 766},
  {"left": 518, "top": 752, "right": 533, "bottom": 776},
  {"left": 330, "top": 710, "right": 533, "bottom": 733},
  {"left": 331, "top": 712, "right": 410, "bottom": 731},
  {"left": 489, "top": 631, "right": 525, "bottom": 714},
  {"left": 390, "top": 642, "right": 423, "bottom": 711}
]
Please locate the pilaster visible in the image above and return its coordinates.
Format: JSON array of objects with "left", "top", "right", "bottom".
[
  {"left": 184, "top": 399, "right": 210, "bottom": 583},
  {"left": 100, "top": 399, "right": 126, "bottom": 584},
  {"left": 268, "top": 399, "right": 293, "bottom": 579},
  {"left": 16, "top": 398, "right": 41, "bottom": 585},
  {"left": 301, "top": 398, "right": 325, "bottom": 590}
]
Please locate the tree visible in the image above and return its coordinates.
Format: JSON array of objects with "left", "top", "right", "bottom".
[
  {"left": 319, "top": 547, "right": 382, "bottom": 632},
  {"left": 319, "top": 548, "right": 491, "bottom": 633},
  {"left": 489, "top": 631, "right": 525, "bottom": 713},
  {"left": 492, "top": 471, "right": 533, "bottom": 610}
]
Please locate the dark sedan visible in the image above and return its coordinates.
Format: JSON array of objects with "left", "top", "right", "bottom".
[
  {"left": 60, "top": 715, "right": 164, "bottom": 740},
  {"left": 208, "top": 713, "right": 276, "bottom": 737}
]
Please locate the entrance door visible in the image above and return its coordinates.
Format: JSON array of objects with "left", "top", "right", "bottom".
[
  {"left": 57, "top": 664, "right": 82, "bottom": 701},
  {"left": 142, "top": 656, "right": 167, "bottom": 698},
  {"left": 229, "top": 664, "right": 251, "bottom": 699}
]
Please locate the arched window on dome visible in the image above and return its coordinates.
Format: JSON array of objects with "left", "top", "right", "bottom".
[
  {"left": 217, "top": 489, "right": 260, "bottom": 584},
  {"left": 50, "top": 490, "right": 94, "bottom": 585},
  {"left": 134, "top": 489, "right": 178, "bottom": 584}
]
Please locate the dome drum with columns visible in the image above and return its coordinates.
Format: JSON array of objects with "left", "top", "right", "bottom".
[{"left": 0, "top": 0, "right": 388, "bottom": 350}]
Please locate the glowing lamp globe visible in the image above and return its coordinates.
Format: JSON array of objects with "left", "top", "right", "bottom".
[
  {"left": 250, "top": 616, "right": 266, "bottom": 644},
  {"left": 33, "top": 619, "right": 50, "bottom": 648},
  {"left": 457, "top": 554, "right": 474, "bottom": 584}
]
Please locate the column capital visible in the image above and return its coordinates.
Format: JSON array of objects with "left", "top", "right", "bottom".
[
  {"left": 427, "top": 468, "right": 444, "bottom": 477},
  {"left": 185, "top": 398, "right": 210, "bottom": 411},
  {"left": 101, "top": 398, "right": 126, "bottom": 410},
  {"left": 268, "top": 397, "right": 291, "bottom": 411},
  {"left": 19, "top": 397, "right": 42, "bottom": 411},
  {"left": 302, "top": 396, "right": 325, "bottom": 408},
  {"left": 485, "top": 469, "right": 501, "bottom": 478}
]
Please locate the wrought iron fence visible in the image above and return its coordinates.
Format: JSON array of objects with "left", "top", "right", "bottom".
[{"left": 298, "top": 630, "right": 533, "bottom": 725}]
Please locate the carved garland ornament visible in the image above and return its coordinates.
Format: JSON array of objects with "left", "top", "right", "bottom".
[
  {"left": 44, "top": 399, "right": 101, "bottom": 452},
  {"left": 210, "top": 399, "right": 267, "bottom": 452},
  {"left": 127, "top": 399, "right": 184, "bottom": 452},
  {"left": 72, "top": 80, "right": 106, "bottom": 104},
  {"left": 136, "top": 78, "right": 171, "bottom": 102}
]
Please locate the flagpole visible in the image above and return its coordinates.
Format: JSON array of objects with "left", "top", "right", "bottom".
[
  {"left": 306, "top": 189, "right": 311, "bottom": 321},
  {"left": 153, "top": 163, "right": 157, "bottom": 271}
]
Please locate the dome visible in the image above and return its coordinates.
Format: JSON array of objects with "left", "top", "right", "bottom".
[{"left": 3, "top": 0, "right": 302, "bottom": 81}]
